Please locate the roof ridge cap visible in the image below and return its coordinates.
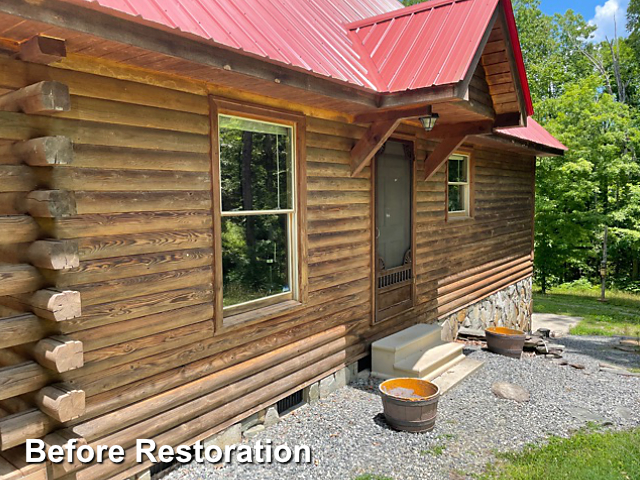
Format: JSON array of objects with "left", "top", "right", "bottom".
[{"left": 346, "top": 0, "right": 464, "bottom": 30}]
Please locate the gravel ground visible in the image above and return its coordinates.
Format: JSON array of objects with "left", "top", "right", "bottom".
[{"left": 165, "top": 335, "right": 640, "bottom": 480}]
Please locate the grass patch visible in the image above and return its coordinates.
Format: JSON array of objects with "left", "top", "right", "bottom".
[
  {"left": 478, "top": 428, "right": 640, "bottom": 480},
  {"left": 421, "top": 444, "right": 446, "bottom": 456},
  {"left": 533, "top": 284, "right": 640, "bottom": 337}
]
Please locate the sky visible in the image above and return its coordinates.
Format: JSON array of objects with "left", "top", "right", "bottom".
[{"left": 539, "top": 0, "right": 630, "bottom": 41}]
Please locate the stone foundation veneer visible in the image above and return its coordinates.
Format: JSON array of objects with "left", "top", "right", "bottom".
[{"left": 440, "top": 277, "right": 533, "bottom": 342}]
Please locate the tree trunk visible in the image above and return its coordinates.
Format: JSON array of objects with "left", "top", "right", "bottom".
[{"left": 633, "top": 256, "right": 639, "bottom": 281}]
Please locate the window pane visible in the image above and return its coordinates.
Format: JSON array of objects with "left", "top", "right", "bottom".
[
  {"left": 448, "top": 156, "right": 468, "bottom": 183},
  {"left": 222, "top": 214, "right": 290, "bottom": 307},
  {"left": 448, "top": 184, "right": 467, "bottom": 213},
  {"left": 220, "top": 115, "right": 293, "bottom": 212}
]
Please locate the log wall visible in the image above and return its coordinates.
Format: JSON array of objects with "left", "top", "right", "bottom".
[{"left": 0, "top": 54, "right": 535, "bottom": 480}]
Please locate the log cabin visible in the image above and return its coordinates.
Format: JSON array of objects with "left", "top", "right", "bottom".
[{"left": 0, "top": 0, "right": 567, "bottom": 478}]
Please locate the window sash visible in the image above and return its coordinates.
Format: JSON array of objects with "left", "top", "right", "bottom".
[
  {"left": 219, "top": 114, "right": 295, "bottom": 214},
  {"left": 218, "top": 113, "right": 299, "bottom": 317},
  {"left": 448, "top": 154, "right": 470, "bottom": 215}
]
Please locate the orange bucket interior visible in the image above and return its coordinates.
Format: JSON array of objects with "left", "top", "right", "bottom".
[
  {"left": 380, "top": 378, "right": 439, "bottom": 401},
  {"left": 486, "top": 326, "right": 525, "bottom": 336}
]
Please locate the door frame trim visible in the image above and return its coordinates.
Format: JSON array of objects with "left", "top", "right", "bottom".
[{"left": 370, "top": 136, "right": 417, "bottom": 325}]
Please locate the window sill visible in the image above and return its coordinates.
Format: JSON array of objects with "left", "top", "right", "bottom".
[
  {"left": 220, "top": 299, "right": 303, "bottom": 332},
  {"left": 447, "top": 213, "right": 473, "bottom": 222}
]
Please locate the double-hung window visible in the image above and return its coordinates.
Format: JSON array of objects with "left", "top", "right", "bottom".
[
  {"left": 218, "top": 114, "right": 298, "bottom": 317},
  {"left": 447, "top": 154, "right": 471, "bottom": 217}
]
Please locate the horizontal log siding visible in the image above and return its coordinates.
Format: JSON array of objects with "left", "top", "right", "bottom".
[
  {"left": 415, "top": 147, "right": 535, "bottom": 318},
  {"left": 0, "top": 55, "right": 535, "bottom": 480}
]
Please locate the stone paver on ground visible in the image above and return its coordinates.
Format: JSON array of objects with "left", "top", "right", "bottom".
[{"left": 531, "top": 312, "right": 582, "bottom": 336}]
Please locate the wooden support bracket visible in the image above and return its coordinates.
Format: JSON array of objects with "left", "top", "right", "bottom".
[
  {"left": 0, "top": 136, "right": 74, "bottom": 166},
  {"left": 28, "top": 240, "right": 79, "bottom": 270},
  {"left": 350, "top": 119, "right": 402, "bottom": 177},
  {"left": 26, "top": 190, "right": 77, "bottom": 218},
  {"left": 3, "top": 289, "right": 82, "bottom": 322},
  {"left": 32, "top": 336, "right": 83, "bottom": 373},
  {"left": 18, "top": 35, "right": 67, "bottom": 65},
  {"left": 422, "top": 121, "right": 495, "bottom": 181},
  {"left": 35, "top": 384, "right": 85, "bottom": 423},
  {"left": 423, "top": 135, "right": 468, "bottom": 182}
]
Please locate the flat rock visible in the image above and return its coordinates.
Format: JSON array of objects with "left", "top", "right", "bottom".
[
  {"left": 243, "top": 424, "right": 266, "bottom": 439},
  {"left": 564, "top": 406, "right": 611, "bottom": 425},
  {"left": 569, "top": 363, "right": 585, "bottom": 370},
  {"left": 458, "top": 327, "right": 485, "bottom": 339},
  {"left": 614, "top": 406, "right": 635, "bottom": 420},
  {"left": 491, "top": 382, "right": 530, "bottom": 403}
]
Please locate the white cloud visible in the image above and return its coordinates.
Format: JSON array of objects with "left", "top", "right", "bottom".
[{"left": 588, "top": 0, "right": 630, "bottom": 42}]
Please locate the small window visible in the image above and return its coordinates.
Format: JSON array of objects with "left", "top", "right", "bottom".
[
  {"left": 447, "top": 154, "right": 471, "bottom": 217},
  {"left": 219, "top": 115, "right": 297, "bottom": 314}
]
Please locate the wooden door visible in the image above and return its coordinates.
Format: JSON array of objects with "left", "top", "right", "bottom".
[{"left": 375, "top": 140, "right": 414, "bottom": 322}]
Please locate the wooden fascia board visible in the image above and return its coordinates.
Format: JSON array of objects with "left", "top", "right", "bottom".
[
  {"left": 350, "top": 119, "right": 402, "bottom": 177},
  {"left": 496, "top": 7, "right": 528, "bottom": 127},
  {"left": 488, "top": 133, "right": 565, "bottom": 156},
  {"left": 354, "top": 104, "right": 432, "bottom": 124},
  {"left": 456, "top": 8, "right": 500, "bottom": 102},
  {"left": 425, "top": 121, "right": 494, "bottom": 140}
]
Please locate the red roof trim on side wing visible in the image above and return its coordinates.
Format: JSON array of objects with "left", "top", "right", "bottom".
[{"left": 501, "top": 0, "right": 534, "bottom": 116}]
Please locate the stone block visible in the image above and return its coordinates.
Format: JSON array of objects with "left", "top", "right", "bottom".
[
  {"left": 356, "top": 369, "right": 370, "bottom": 381},
  {"left": 135, "top": 471, "right": 151, "bottom": 480},
  {"left": 241, "top": 411, "right": 265, "bottom": 432},
  {"left": 303, "top": 382, "right": 319, "bottom": 404},
  {"left": 319, "top": 374, "right": 337, "bottom": 398},
  {"left": 264, "top": 406, "right": 280, "bottom": 427},
  {"left": 244, "top": 424, "right": 265, "bottom": 439},
  {"left": 203, "top": 423, "right": 242, "bottom": 449},
  {"left": 347, "top": 362, "right": 358, "bottom": 383},
  {"left": 334, "top": 367, "right": 348, "bottom": 388}
]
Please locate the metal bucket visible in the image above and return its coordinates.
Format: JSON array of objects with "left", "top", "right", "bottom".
[
  {"left": 485, "top": 326, "right": 526, "bottom": 359},
  {"left": 379, "top": 378, "right": 440, "bottom": 432}
]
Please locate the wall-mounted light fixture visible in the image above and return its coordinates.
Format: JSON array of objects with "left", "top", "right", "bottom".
[{"left": 420, "top": 113, "right": 440, "bottom": 132}]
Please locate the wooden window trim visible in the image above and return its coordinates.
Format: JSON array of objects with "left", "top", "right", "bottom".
[
  {"left": 445, "top": 149, "right": 475, "bottom": 221},
  {"left": 209, "top": 96, "right": 308, "bottom": 334}
]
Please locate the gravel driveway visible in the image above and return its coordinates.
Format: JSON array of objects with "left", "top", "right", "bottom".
[{"left": 165, "top": 335, "right": 640, "bottom": 480}]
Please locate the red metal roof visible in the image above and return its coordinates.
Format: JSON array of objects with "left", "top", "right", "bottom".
[
  {"left": 348, "top": 0, "right": 498, "bottom": 92},
  {"left": 496, "top": 118, "right": 568, "bottom": 153},
  {"left": 78, "top": 0, "right": 403, "bottom": 89},
  {"left": 347, "top": 0, "right": 533, "bottom": 115},
  {"left": 66, "top": 0, "right": 558, "bottom": 149}
]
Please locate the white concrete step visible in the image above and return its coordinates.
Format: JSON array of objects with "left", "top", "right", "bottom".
[
  {"left": 431, "top": 357, "right": 485, "bottom": 394},
  {"left": 395, "top": 342, "right": 466, "bottom": 379},
  {"left": 372, "top": 323, "right": 443, "bottom": 378}
]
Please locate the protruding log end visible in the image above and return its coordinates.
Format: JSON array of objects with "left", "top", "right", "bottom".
[
  {"left": 35, "top": 384, "right": 85, "bottom": 423},
  {"left": 33, "top": 336, "right": 83, "bottom": 373},
  {"left": 30, "top": 289, "right": 82, "bottom": 322},
  {"left": 26, "top": 190, "right": 77, "bottom": 218},
  {"left": 28, "top": 240, "right": 79, "bottom": 270},
  {"left": 0, "top": 136, "right": 75, "bottom": 166},
  {"left": 18, "top": 36, "right": 67, "bottom": 65},
  {"left": 0, "top": 81, "right": 70, "bottom": 114}
]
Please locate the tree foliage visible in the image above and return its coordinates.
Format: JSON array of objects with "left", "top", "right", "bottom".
[{"left": 514, "top": 0, "right": 640, "bottom": 291}]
